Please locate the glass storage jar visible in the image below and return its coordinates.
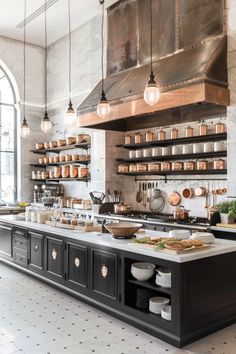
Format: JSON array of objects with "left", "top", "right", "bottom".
[
  {"left": 54, "top": 166, "right": 62, "bottom": 178},
  {"left": 185, "top": 126, "right": 194, "bottom": 137},
  {"left": 170, "top": 128, "right": 178, "bottom": 139},
  {"left": 145, "top": 131, "right": 154, "bottom": 142},
  {"left": 134, "top": 133, "right": 142, "bottom": 144},
  {"left": 125, "top": 134, "right": 132, "bottom": 144}
]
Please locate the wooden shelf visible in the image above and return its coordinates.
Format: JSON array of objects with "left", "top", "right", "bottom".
[
  {"left": 30, "top": 142, "right": 91, "bottom": 154},
  {"left": 117, "top": 169, "right": 227, "bottom": 177},
  {"left": 127, "top": 279, "right": 172, "bottom": 295},
  {"left": 117, "top": 151, "right": 227, "bottom": 163},
  {"left": 117, "top": 133, "right": 227, "bottom": 150},
  {"left": 30, "top": 160, "right": 90, "bottom": 168},
  {"left": 30, "top": 178, "right": 90, "bottom": 183}
]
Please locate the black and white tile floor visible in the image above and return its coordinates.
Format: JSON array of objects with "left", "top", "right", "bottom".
[{"left": 0, "top": 263, "right": 235, "bottom": 354}]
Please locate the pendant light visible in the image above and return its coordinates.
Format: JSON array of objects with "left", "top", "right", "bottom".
[
  {"left": 97, "top": 0, "right": 110, "bottom": 118},
  {"left": 65, "top": 0, "right": 76, "bottom": 126},
  {"left": 41, "top": 0, "right": 52, "bottom": 133},
  {"left": 20, "top": 0, "right": 30, "bottom": 138},
  {"left": 143, "top": 0, "right": 160, "bottom": 106}
]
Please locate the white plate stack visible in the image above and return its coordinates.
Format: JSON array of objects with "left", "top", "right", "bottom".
[
  {"left": 149, "top": 297, "right": 170, "bottom": 314},
  {"left": 155, "top": 267, "right": 171, "bottom": 288}
]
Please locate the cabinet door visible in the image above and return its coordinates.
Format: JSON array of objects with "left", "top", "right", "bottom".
[
  {"left": 0, "top": 224, "right": 12, "bottom": 260},
  {"left": 12, "top": 228, "right": 28, "bottom": 267},
  {"left": 29, "top": 232, "right": 44, "bottom": 273},
  {"left": 45, "top": 236, "right": 64, "bottom": 283},
  {"left": 66, "top": 242, "right": 88, "bottom": 292},
  {"left": 91, "top": 249, "right": 118, "bottom": 301}
]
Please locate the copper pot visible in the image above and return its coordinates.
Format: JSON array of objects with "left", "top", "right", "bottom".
[
  {"left": 195, "top": 187, "right": 207, "bottom": 197},
  {"left": 44, "top": 157, "right": 49, "bottom": 164},
  {"left": 182, "top": 188, "right": 194, "bottom": 199},
  {"left": 38, "top": 158, "right": 44, "bottom": 164},
  {"left": 168, "top": 191, "right": 181, "bottom": 206},
  {"left": 65, "top": 154, "right": 72, "bottom": 161},
  {"left": 114, "top": 202, "right": 131, "bottom": 214}
]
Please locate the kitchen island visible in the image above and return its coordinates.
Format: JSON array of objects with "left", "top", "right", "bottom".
[{"left": 0, "top": 215, "right": 236, "bottom": 347}]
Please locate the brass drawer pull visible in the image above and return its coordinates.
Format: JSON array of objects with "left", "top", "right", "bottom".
[
  {"left": 101, "top": 264, "right": 108, "bottom": 278},
  {"left": 74, "top": 257, "right": 80, "bottom": 268},
  {"left": 52, "top": 249, "right": 57, "bottom": 260},
  {"left": 34, "top": 244, "right": 39, "bottom": 252}
]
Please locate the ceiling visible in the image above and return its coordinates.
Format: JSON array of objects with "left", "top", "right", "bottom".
[{"left": 0, "top": 0, "right": 117, "bottom": 47}]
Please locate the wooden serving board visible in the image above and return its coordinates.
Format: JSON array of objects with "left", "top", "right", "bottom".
[
  {"left": 216, "top": 223, "right": 236, "bottom": 229},
  {"left": 129, "top": 242, "right": 212, "bottom": 254},
  {"left": 45, "top": 220, "right": 102, "bottom": 232}
]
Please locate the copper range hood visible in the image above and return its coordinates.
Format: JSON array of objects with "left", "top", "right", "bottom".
[{"left": 77, "top": 35, "right": 229, "bottom": 131}]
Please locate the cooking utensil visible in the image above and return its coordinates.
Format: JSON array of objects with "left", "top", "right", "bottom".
[
  {"left": 89, "top": 191, "right": 105, "bottom": 204},
  {"left": 195, "top": 187, "right": 207, "bottom": 197},
  {"left": 136, "top": 183, "right": 142, "bottom": 203},
  {"left": 149, "top": 189, "right": 165, "bottom": 213},
  {"left": 173, "top": 206, "right": 190, "bottom": 220},
  {"left": 142, "top": 183, "right": 147, "bottom": 207},
  {"left": 168, "top": 191, "right": 181, "bottom": 206},
  {"left": 182, "top": 187, "right": 194, "bottom": 199},
  {"left": 114, "top": 202, "right": 131, "bottom": 214}
]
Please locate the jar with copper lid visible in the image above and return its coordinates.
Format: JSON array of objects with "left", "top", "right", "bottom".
[
  {"left": 170, "top": 128, "right": 178, "bottom": 139},
  {"left": 65, "top": 154, "right": 72, "bottom": 161},
  {"left": 148, "top": 163, "right": 161, "bottom": 172},
  {"left": 76, "top": 134, "right": 84, "bottom": 144},
  {"left": 185, "top": 126, "right": 194, "bottom": 138},
  {"left": 42, "top": 171, "right": 49, "bottom": 179},
  {"left": 145, "top": 131, "right": 154, "bottom": 142},
  {"left": 78, "top": 167, "right": 89, "bottom": 178},
  {"left": 44, "top": 142, "right": 50, "bottom": 149},
  {"left": 57, "top": 139, "right": 66, "bottom": 147},
  {"left": 49, "top": 141, "right": 57, "bottom": 148},
  {"left": 66, "top": 136, "right": 76, "bottom": 145},
  {"left": 38, "top": 158, "right": 44, "bottom": 164},
  {"left": 129, "top": 164, "right": 137, "bottom": 172},
  {"left": 213, "top": 159, "right": 225, "bottom": 170},
  {"left": 61, "top": 165, "right": 70, "bottom": 178},
  {"left": 59, "top": 155, "right": 65, "bottom": 162},
  {"left": 134, "top": 133, "right": 142, "bottom": 144},
  {"left": 54, "top": 156, "right": 59, "bottom": 163},
  {"left": 54, "top": 166, "right": 62, "bottom": 178},
  {"left": 215, "top": 122, "right": 226, "bottom": 134},
  {"left": 136, "top": 164, "right": 147, "bottom": 172},
  {"left": 48, "top": 156, "right": 54, "bottom": 163},
  {"left": 171, "top": 162, "right": 183, "bottom": 171},
  {"left": 70, "top": 165, "right": 78, "bottom": 178},
  {"left": 72, "top": 154, "right": 80, "bottom": 161},
  {"left": 184, "top": 161, "right": 195, "bottom": 171},
  {"left": 158, "top": 129, "right": 166, "bottom": 140},
  {"left": 44, "top": 157, "right": 49, "bottom": 164},
  {"left": 161, "top": 161, "right": 171, "bottom": 171},
  {"left": 118, "top": 164, "right": 129, "bottom": 173},
  {"left": 49, "top": 170, "right": 54, "bottom": 179},
  {"left": 196, "top": 160, "right": 208, "bottom": 170},
  {"left": 124, "top": 134, "right": 132, "bottom": 145},
  {"left": 199, "top": 122, "right": 208, "bottom": 136}
]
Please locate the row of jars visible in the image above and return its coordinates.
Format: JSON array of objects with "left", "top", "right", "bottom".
[
  {"left": 35, "top": 134, "right": 90, "bottom": 150},
  {"left": 128, "top": 141, "right": 226, "bottom": 159},
  {"left": 38, "top": 154, "right": 90, "bottom": 164},
  {"left": 124, "top": 122, "right": 226, "bottom": 144},
  {"left": 32, "top": 166, "right": 89, "bottom": 179},
  {"left": 118, "top": 159, "right": 226, "bottom": 173}
]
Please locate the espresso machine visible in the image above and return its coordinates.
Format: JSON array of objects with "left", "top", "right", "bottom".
[{"left": 33, "top": 183, "right": 64, "bottom": 206}]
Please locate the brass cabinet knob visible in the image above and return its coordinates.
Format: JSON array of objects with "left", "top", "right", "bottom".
[
  {"left": 101, "top": 264, "right": 108, "bottom": 278},
  {"left": 74, "top": 257, "right": 80, "bottom": 268},
  {"left": 52, "top": 249, "right": 57, "bottom": 260},
  {"left": 34, "top": 244, "right": 39, "bottom": 252}
]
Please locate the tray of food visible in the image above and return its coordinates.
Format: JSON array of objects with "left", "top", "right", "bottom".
[{"left": 130, "top": 236, "right": 212, "bottom": 254}]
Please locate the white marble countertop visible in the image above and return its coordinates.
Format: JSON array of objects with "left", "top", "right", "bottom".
[{"left": 1, "top": 215, "right": 236, "bottom": 263}]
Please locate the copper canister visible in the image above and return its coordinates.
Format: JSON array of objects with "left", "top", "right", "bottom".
[
  {"left": 171, "top": 162, "right": 183, "bottom": 171},
  {"left": 36, "top": 143, "right": 44, "bottom": 150},
  {"left": 158, "top": 129, "right": 166, "bottom": 140},
  {"left": 48, "top": 157, "right": 54, "bottom": 163},
  {"left": 145, "top": 131, "right": 154, "bottom": 142},
  {"left": 65, "top": 154, "right": 72, "bottom": 161},
  {"left": 54, "top": 156, "right": 59, "bottom": 163},
  {"left": 72, "top": 154, "right": 80, "bottom": 161},
  {"left": 213, "top": 159, "right": 225, "bottom": 170},
  {"left": 118, "top": 164, "right": 129, "bottom": 173},
  {"left": 215, "top": 122, "right": 226, "bottom": 133},
  {"left": 196, "top": 160, "right": 208, "bottom": 170},
  {"left": 171, "top": 128, "right": 178, "bottom": 139},
  {"left": 78, "top": 167, "right": 89, "bottom": 178},
  {"left": 134, "top": 133, "right": 142, "bottom": 144},
  {"left": 185, "top": 126, "right": 194, "bottom": 137},
  {"left": 125, "top": 134, "right": 132, "bottom": 144},
  {"left": 136, "top": 164, "right": 147, "bottom": 172},
  {"left": 76, "top": 134, "right": 84, "bottom": 144},
  {"left": 59, "top": 155, "right": 65, "bottom": 162},
  {"left": 54, "top": 166, "right": 61, "bottom": 178},
  {"left": 42, "top": 171, "right": 49, "bottom": 179},
  {"left": 184, "top": 161, "right": 195, "bottom": 171},
  {"left": 44, "top": 142, "right": 50, "bottom": 149},
  {"left": 199, "top": 122, "right": 208, "bottom": 136},
  {"left": 148, "top": 163, "right": 161, "bottom": 172},
  {"left": 161, "top": 162, "right": 171, "bottom": 171},
  {"left": 70, "top": 165, "right": 78, "bottom": 178},
  {"left": 38, "top": 158, "right": 44, "bottom": 164},
  {"left": 129, "top": 164, "right": 137, "bottom": 172},
  {"left": 49, "top": 170, "right": 54, "bottom": 179},
  {"left": 57, "top": 139, "right": 66, "bottom": 147},
  {"left": 44, "top": 157, "right": 49, "bottom": 164},
  {"left": 61, "top": 165, "right": 70, "bottom": 178},
  {"left": 66, "top": 136, "right": 76, "bottom": 145},
  {"left": 49, "top": 141, "right": 57, "bottom": 148}
]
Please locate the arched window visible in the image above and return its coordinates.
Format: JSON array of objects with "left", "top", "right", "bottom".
[{"left": 0, "top": 64, "right": 17, "bottom": 202}]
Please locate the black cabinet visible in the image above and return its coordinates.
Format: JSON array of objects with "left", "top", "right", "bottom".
[
  {"left": 66, "top": 242, "right": 88, "bottom": 292},
  {"left": 91, "top": 249, "right": 118, "bottom": 301},
  {"left": 29, "top": 232, "right": 44, "bottom": 274},
  {"left": 45, "top": 236, "right": 64, "bottom": 283},
  {"left": 12, "top": 227, "right": 28, "bottom": 268},
  {"left": 0, "top": 223, "right": 12, "bottom": 260}
]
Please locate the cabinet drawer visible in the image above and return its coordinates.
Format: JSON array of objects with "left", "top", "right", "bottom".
[
  {"left": 13, "top": 234, "right": 27, "bottom": 251},
  {"left": 91, "top": 249, "right": 118, "bottom": 300},
  {"left": 66, "top": 243, "right": 88, "bottom": 290},
  {"left": 46, "top": 237, "right": 64, "bottom": 281},
  {"left": 13, "top": 249, "right": 28, "bottom": 268},
  {"left": 29, "top": 232, "right": 44, "bottom": 271}
]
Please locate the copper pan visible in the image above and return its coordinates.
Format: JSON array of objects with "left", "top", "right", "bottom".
[{"left": 168, "top": 191, "right": 181, "bottom": 206}]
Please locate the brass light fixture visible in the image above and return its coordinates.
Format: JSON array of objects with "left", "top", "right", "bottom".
[
  {"left": 20, "top": 0, "right": 30, "bottom": 138},
  {"left": 143, "top": 0, "right": 160, "bottom": 106},
  {"left": 65, "top": 0, "right": 76, "bottom": 126},
  {"left": 97, "top": 0, "right": 110, "bottom": 118},
  {"left": 41, "top": 0, "right": 52, "bottom": 133}
]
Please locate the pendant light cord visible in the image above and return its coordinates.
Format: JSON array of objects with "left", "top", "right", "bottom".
[
  {"left": 23, "top": 0, "right": 26, "bottom": 122},
  {"left": 68, "top": 0, "right": 72, "bottom": 101},
  {"left": 44, "top": 0, "right": 48, "bottom": 112},
  {"left": 150, "top": 0, "right": 153, "bottom": 75},
  {"left": 101, "top": 0, "right": 105, "bottom": 93}
]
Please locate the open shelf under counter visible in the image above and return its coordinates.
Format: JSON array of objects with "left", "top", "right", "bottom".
[
  {"left": 127, "top": 278, "right": 172, "bottom": 295},
  {"left": 30, "top": 142, "right": 91, "bottom": 154},
  {"left": 117, "top": 169, "right": 227, "bottom": 177},
  {"left": 30, "top": 160, "right": 90, "bottom": 168},
  {"left": 117, "top": 151, "right": 227, "bottom": 163},
  {"left": 117, "top": 132, "right": 227, "bottom": 149}
]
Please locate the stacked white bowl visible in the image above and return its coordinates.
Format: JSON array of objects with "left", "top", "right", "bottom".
[
  {"left": 131, "top": 262, "right": 155, "bottom": 281},
  {"left": 155, "top": 267, "right": 171, "bottom": 288},
  {"left": 149, "top": 297, "right": 170, "bottom": 314}
]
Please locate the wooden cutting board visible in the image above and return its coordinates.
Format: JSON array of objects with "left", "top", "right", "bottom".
[{"left": 216, "top": 223, "right": 236, "bottom": 229}]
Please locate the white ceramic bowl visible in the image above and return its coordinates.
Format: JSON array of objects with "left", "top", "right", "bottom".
[
  {"left": 131, "top": 262, "right": 155, "bottom": 281},
  {"left": 190, "top": 232, "right": 215, "bottom": 244},
  {"left": 149, "top": 297, "right": 170, "bottom": 314},
  {"left": 155, "top": 274, "right": 171, "bottom": 288},
  {"left": 169, "top": 229, "right": 190, "bottom": 239},
  {"left": 161, "top": 305, "right": 171, "bottom": 321}
]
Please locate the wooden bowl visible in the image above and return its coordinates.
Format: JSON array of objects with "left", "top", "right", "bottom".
[{"left": 104, "top": 222, "right": 142, "bottom": 239}]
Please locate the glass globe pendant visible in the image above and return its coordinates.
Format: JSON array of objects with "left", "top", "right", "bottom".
[
  {"left": 97, "top": 90, "right": 110, "bottom": 118},
  {"left": 65, "top": 100, "right": 76, "bottom": 126},
  {"left": 41, "top": 111, "right": 52, "bottom": 133},
  {"left": 144, "top": 71, "right": 160, "bottom": 106},
  {"left": 20, "top": 117, "right": 30, "bottom": 138}
]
